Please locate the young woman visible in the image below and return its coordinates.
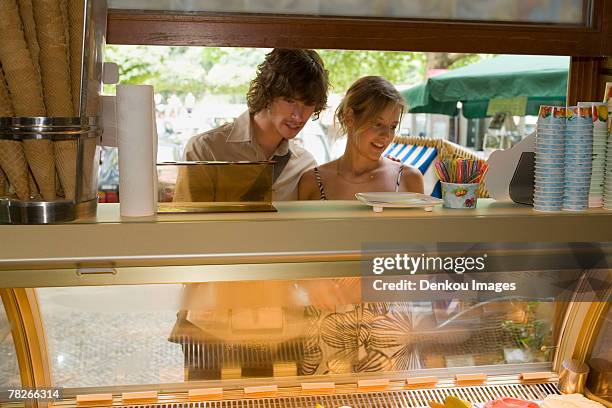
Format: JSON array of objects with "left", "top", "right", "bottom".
[{"left": 299, "top": 76, "right": 423, "bottom": 200}]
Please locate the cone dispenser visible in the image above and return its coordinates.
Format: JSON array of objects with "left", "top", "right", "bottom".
[{"left": 0, "top": 0, "right": 107, "bottom": 223}]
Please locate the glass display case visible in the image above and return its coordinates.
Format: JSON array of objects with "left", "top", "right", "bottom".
[
  {"left": 0, "top": 211, "right": 610, "bottom": 408},
  {"left": 25, "top": 284, "right": 559, "bottom": 387}
]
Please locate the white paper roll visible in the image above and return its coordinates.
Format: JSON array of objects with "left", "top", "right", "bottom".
[{"left": 117, "top": 84, "right": 157, "bottom": 217}]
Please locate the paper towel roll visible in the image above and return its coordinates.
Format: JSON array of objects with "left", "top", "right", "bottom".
[{"left": 117, "top": 84, "right": 157, "bottom": 217}]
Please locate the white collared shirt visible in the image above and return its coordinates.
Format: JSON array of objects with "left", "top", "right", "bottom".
[{"left": 182, "top": 111, "right": 316, "bottom": 200}]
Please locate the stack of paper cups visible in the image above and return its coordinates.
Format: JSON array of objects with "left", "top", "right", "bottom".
[
  {"left": 117, "top": 84, "right": 158, "bottom": 217},
  {"left": 605, "top": 82, "right": 612, "bottom": 133},
  {"left": 602, "top": 83, "right": 612, "bottom": 209},
  {"left": 578, "top": 102, "right": 608, "bottom": 207},
  {"left": 534, "top": 106, "right": 565, "bottom": 212},
  {"left": 605, "top": 114, "right": 612, "bottom": 211},
  {"left": 563, "top": 106, "right": 593, "bottom": 212}
]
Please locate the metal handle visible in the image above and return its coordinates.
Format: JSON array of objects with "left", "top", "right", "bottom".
[{"left": 76, "top": 267, "right": 117, "bottom": 276}]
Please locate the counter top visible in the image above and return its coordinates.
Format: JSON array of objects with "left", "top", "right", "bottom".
[{"left": 1, "top": 200, "right": 611, "bottom": 270}]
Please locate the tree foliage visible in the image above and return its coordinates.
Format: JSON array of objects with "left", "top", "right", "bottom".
[
  {"left": 315, "top": 49, "right": 426, "bottom": 91},
  {"left": 105, "top": 45, "right": 487, "bottom": 96}
]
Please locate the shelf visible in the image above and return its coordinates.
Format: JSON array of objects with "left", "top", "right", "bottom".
[{"left": 0, "top": 200, "right": 611, "bottom": 272}]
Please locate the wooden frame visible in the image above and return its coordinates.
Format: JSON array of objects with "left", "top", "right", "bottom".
[
  {"left": 568, "top": 57, "right": 606, "bottom": 105},
  {"left": 107, "top": 0, "right": 611, "bottom": 56},
  {"left": 0, "top": 289, "right": 52, "bottom": 408},
  {"left": 106, "top": 1, "right": 612, "bottom": 112},
  {"left": 602, "top": 0, "right": 612, "bottom": 56}
]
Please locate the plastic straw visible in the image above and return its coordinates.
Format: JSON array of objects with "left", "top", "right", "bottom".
[{"left": 435, "top": 158, "right": 488, "bottom": 184}]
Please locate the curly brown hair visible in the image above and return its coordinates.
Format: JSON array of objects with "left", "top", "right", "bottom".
[{"left": 247, "top": 49, "right": 329, "bottom": 119}]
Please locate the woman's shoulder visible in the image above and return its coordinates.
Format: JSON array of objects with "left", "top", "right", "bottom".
[
  {"left": 316, "top": 159, "right": 339, "bottom": 174},
  {"left": 394, "top": 160, "right": 424, "bottom": 193},
  {"left": 298, "top": 167, "right": 320, "bottom": 200},
  {"left": 382, "top": 156, "right": 408, "bottom": 172}
]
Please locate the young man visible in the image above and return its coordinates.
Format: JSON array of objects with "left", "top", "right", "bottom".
[
  {"left": 169, "top": 51, "right": 330, "bottom": 380},
  {"left": 176, "top": 48, "right": 329, "bottom": 201}
]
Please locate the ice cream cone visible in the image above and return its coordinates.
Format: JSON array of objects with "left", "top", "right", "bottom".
[
  {"left": 28, "top": 167, "right": 40, "bottom": 200},
  {"left": 55, "top": 139, "right": 77, "bottom": 200},
  {"left": 18, "top": 0, "right": 42, "bottom": 86},
  {"left": 55, "top": 170, "right": 64, "bottom": 197},
  {"left": 0, "top": 140, "right": 30, "bottom": 200},
  {"left": 32, "top": 0, "right": 73, "bottom": 117},
  {"left": 68, "top": 0, "right": 84, "bottom": 116},
  {"left": 0, "top": 0, "right": 46, "bottom": 117},
  {"left": 0, "top": 167, "right": 7, "bottom": 197},
  {"left": 0, "top": 67, "right": 14, "bottom": 116},
  {"left": 23, "top": 139, "right": 56, "bottom": 201}
]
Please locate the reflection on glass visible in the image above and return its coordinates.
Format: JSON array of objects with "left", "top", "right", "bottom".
[
  {"left": 108, "top": 0, "right": 587, "bottom": 24},
  {"left": 35, "top": 281, "right": 558, "bottom": 388},
  {"left": 587, "top": 307, "right": 611, "bottom": 401},
  {"left": 158, "top": 162, "right": 273, "bottom": 213},
  {"left": 0, "top": 295, "right": 21, "bottom": 388},
  {"left": 173, "top": 279, "right": 556, "bottom": 380}
]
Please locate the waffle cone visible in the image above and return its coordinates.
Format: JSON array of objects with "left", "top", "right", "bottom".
[
  {"left": 28, "top": 167, "right": 41, "bottom": 200},
  {"left": 0, "top": 140, "right": 29, "bottom": 200},
  {"left": 0, "top": 67, "right": 14, "bottom": 116},
  {"left": 68, "top": 0, "right": 84, "bottom": 116},
  {"left": 23, "top": 139, "right": 56, "bottom": 201},
  {"left": 81, "top": 137, "right": 97, "bottom": 200},
  {"left": 18, "top": 0, "right": 42, "bottom": 85},
  {"left": 55, "top": 139, "right": 77, "bottom": 200},
  {"left": 55, "top": 170, "right": 64, "bottom": 197},
  {"left": 32, "top": 0, "right": 73, "bottom": 117},
  {"left": 0, "top": 167, "right": 7, "bottom": 197},
  {"left": 0, "top": 0, "right": 45, "bottom": 116}
]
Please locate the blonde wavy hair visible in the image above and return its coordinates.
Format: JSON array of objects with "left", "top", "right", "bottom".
[{"left": 335, "top": 76, "right": 406, "bottom": 137}]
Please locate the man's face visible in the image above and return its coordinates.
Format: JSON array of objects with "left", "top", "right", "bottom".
[{"left": 267, "top": 97, "right": 316, "bottom": 140}]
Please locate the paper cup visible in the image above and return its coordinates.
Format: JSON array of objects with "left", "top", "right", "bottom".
[{"left": 441, "top": 182, "right": 479, "bottom": 209}]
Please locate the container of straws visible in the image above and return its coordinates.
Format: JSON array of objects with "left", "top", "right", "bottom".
[{"left": 435, "top": 159, "right": 488, "bottom": 209}]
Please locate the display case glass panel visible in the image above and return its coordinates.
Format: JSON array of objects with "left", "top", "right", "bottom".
[
  {"left": 587, "top": 306, "right": 611, "bottom": 402},
  {"left": 37, "top": 285, "right": 184, "bottom": 387},
  {"left": 33, "top": 279, "right": 559, "bottom": 388}
]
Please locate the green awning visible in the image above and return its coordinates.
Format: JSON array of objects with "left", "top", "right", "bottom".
[{"left": 402, "top": 55, "right": 569, "bottom": 118}]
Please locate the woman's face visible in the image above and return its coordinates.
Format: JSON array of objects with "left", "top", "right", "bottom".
[
  {"left": 266, "top": 96, "right": 316, "bottom": 141},
  {"left": 350, "top": 103, "right": 401, "bottom": 161}
]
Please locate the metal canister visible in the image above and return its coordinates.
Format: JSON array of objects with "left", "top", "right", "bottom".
[
  {"left": 559, "top": 358, "right": 590, "bottom": 394},
  {"left": 0, "top": 117, "right": 100, "bottom": 224}
]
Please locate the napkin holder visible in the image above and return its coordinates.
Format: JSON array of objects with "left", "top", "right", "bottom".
[{"left": 509, "top": 152, "right": 534, "bottom": 206}]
